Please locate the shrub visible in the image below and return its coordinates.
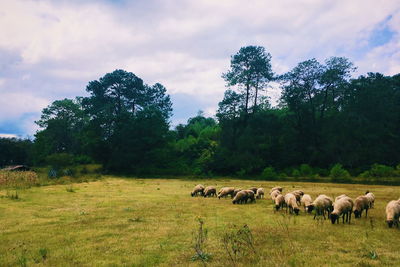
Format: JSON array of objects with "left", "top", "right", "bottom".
[
  {"left": 45, "top": 153, "right": 74, "bottom": 170},
  {"left": 299, "top": 164, "right": 313, "bottom": 176},
  {"left": 261, "top": 166, "right": 277, "bottom": 180},
  {"left": 291, "top": 169, "right": 301, "bottom": 178},
  {"left": 369, "top": 164, "right": 394, "bottom": 177},
  {"left": 330, "top": 164, "right": 351, "bottom": 182}
]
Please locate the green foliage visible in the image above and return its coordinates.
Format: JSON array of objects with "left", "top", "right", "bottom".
[
  {"left": 291, "top": 169, "right": 301, "bottom": 178},
  {"left": 261, "top": 166, "right": 277, "bottom": 180},
  {"left": 299, "top": 164, "right": 313, "bottom": 176},
  {"left": 330, "top": 164, "right": 351, "bottom": 182}
]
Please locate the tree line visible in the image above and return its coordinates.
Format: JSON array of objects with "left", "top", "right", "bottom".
[{"left": 1, "top": 46, "right": 400, "bottom": 178}]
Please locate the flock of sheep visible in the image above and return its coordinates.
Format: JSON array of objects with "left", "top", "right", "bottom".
[{"left": 190, "top": 184, "right": 400, "bottom": 228}]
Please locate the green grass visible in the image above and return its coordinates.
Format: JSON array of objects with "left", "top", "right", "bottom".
[{"left": 1, "top": 177, "right": 400, "bottom": 266}]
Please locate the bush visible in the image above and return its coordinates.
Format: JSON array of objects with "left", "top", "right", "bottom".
[
  {"left": 299, "top": 164, "right": 313, "bottom": 176},
  {"left": 46, "top": 153, "right": 74, "bottom": 170},
  {"left": 261, "top": 166, "right": 277, "bottom": 180},
  {"left": 369, "top": 164, "right": 394, "bottom": 177},
  {"left": 291, "top": 169, "right": 301, "bottom": 178},
  {"left": 330, "top": 163, "right": 351, "bottom": 182}
]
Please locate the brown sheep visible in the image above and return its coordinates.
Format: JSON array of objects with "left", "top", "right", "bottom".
[
  {"left": 386, "top": 200, "right": 400, "bottom": 228},
  {"left": 232, "top": 190, "right": 248, "bottom": 204},
  {"left": 284, "top": 193, "right": 300, "bottom": 215},
  {"left": 353, "top": 196, "right": 370, "bottom": 218},
  {"left": 330, "top": 196, "right": 354, "bottom": 224},
  {"left": 256, "top": 188, "right": 265, "bottom": 199},
  {"left": 248, "top": 187, "right": 258, "bottom": 194},
  {"left": 274, "top": 194, "right": 285, "bottom": 211},
  {"left": 232, "top": 188, "right": 243, "bottom": 198},
  {"left": 244, "top": 190, "right": 256, "bottom": 203},
  {"left": 218, "top": 187, "right": 235, "bottom": 199},
  {"left": 203, "top": 186, "right": 217, "bottom": 198},
  {"left": 191, "top": 184, "right": 205, "bottom": 197},
  {"left": 312, "top": 194, "right": 333, "bottom": 220}
]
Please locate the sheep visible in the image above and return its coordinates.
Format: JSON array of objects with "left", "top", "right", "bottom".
[
  {"left": 270, "top": 190, "right": 281, "bottom": 203},
  {"left": 270, "top": 186, "right": 283, "bottom": 194},
  {"left": 335, "top": 194, "right": 348, "bottom": 202},
  {"left": 244, "top": 190, "right": 256, "bottom": 203},
  {"left": 301, "top": 194, "right": 313, "bottom": 213},
  {"left": 191, "top": 184, "right": 205, "bottom": 197},
  {"left": 218, "top": 187, "right": 235, "bottom": 199},
  {"left": 330, "top": 196, "right": 354, "bottom": 224},
  {"left": 353, "top": 196, "right": 370, "bottom": 218},
  {"left": 256, "top": 188, "right": 265, "bottom": 199},
  {"left": 203, "top": 186, "right": 217, "bottom": 198},
  {"left": 232, "top": 188, "right": 243, "bottom": 198},
  {"left": 284, "top": 193, "right": 300, "bottom": 215},
  {"left": 385, "top": 200, "right": 400, "bottom": 228},
  {"left": 365, "top": 191, "right": 375, "bottom": 208},
  {"left": 248, "top": 187, "right": 258, "bottom": 194},
  {"left": 291, "top": 190, "right": 304, "bottom": 205},
  {"left": 274, "top": 194, "right": 285, "bottom": 211},
  {"left": 232, "top": 190, "right": 248, "bottom": 204},
  {"left": 312, "top": 194, "right": 333, "bottom": 220}
]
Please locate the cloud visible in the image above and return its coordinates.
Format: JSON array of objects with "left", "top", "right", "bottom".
[{"left": 0, "top": 0, "right": 399, "bottom": 136}]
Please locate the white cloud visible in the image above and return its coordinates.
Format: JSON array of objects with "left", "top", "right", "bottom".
[
  {"left": 0, "top": 133, "right": 18, "bottom": 138},
  {"left": 0, "top": 92, "right": 48, "bottom": 120}
]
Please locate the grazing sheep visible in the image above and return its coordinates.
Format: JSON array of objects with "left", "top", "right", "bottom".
[
  {"left": 218, "top": 187, "right": 235, "bottom": 199},
  {"left": 232, "top": 190, "right": 248, "bottom": 204},
  {"left": 335, "top": 194, "right": 348, "bottom": 202},
  {"left": 232, "top": 188, "right": 243, "bottom": 198},
  {"left": 385, "top": 200, "right": 400, "bottom": 228},
  {"left": 301, "top": 194, "right": 313, "bottom": 213},
  {"left": 248, "top": 187, "right": 258, "bottom": 194},
  {"left": 191, "top": 184, "right": 205, "bottom": 197},
  {"left": 275, "top": 194, "right": 285, "bottom": 211},
  {"left": 312, "top": 194, "right": 333, "bottom": 220},
  {"left": 353, "top": 196, "right": 370, "bottom": 218},
  {"left": 291, "top": 190, "right": 304, "bottom": 205},
  {"left": 203, "top": 186, "right": 217, "bottom": 198},
  {"left": 330, "top": 196, "right": 354, "bottom": 224},
  {"left": 365, "top": 191, "right": 375, "bottom": 208},
  {"left": 284, "top": 193, "right": 300, "bottom": 215},
  {"left": 256, "top": 188, "right": 265, "bottom": 199},
  {"left": 270, "top": 187, "right": 283, "bottom": 194},
  {"left": 270, "top": 190, "right": 281, "bottom": 203},
  {"left": 244, "top": 190, "right": 256, "bottom": 203}
]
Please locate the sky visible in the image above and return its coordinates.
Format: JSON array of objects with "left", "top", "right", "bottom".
[{"left": 0, "top": 0, "right": 400, "bottom": 138}]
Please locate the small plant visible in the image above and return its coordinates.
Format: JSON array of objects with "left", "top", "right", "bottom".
[
  {"left": 17, "top": 254, "right": 27, "bottom": 267},
  {"left": 66, "top": 185, "right": 75, "bottom": 192},
  {"left": 221, "top": 224, "right": 256, "bottom": 265},
  {"left": 39, "top": 248, "right": 48, "bottom": 261},
  {"left": 6, "top": 190, "right": 19, "bottom": 200},
  {"left": 191, "top": 218, "right": 211, "bottom": 264}
]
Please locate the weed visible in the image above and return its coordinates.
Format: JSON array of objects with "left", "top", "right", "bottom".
[
  {"left": 39, "top": 248, "right": 48, "bottom": 261},
  {"left": 221, "top": 224, "right": 256, "bottom": 266},
  {"left": 128, "top": 217, "right": 144, "bottom": 222},
  {"left": 66, "top": 185, "right": 75, "bottom": 192},
  {"left": 191, "top": 218, "right": 211, "bottom": 265}
]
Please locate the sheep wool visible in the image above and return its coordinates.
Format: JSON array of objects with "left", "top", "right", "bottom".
[
  {"left": 353, "top": 196, "right": 370, "bottom": 218},
  {"left": 203, "top": 186, "right": 217, "bottom": 198},
  {"left": 330, "top": 196, "right": 354, "bottom": 224},
  {"left": 285, "top": 193, "right": 300, "bottom": 215},
  {"left": 256, "top": 188, "right": 265, "bottom": 199},
  {"left": 191, "top": 184, "right": 205, "bottom": 197},
  {"left": 385, "top": 200, "right": 400, "bottom": 228},
  {"left": 218, "top": 187, "right": 235, "bottom": 199}
]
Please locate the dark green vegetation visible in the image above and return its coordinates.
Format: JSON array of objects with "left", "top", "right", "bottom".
[{"left": 2, "top": 46, "right": 400, "bottom": 182}]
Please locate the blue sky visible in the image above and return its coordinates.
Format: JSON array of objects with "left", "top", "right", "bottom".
[{"left": 0, "top": 0, "right": 400, "bottom": 138}]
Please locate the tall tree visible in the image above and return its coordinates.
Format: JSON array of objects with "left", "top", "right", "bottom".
[{"left": 222, "top": 46, "right": 273, "bottom": 114}]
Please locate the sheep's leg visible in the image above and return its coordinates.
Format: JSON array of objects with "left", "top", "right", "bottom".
[
  {"left": 348, "top": 211, "right": 351, "bottom": 224},
  {"left": 365, "top": 208, "right": 368, "bottom": 218}
]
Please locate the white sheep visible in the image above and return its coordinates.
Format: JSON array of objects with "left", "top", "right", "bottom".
[
  {"left": 301, "top": 194, "right": 313, "bottom": 213},
  {"left": 365, "top": 191, "right": 375, "bottom": 208},
  {"left": 291, "top": 190, "right": 304, "bottom": 205},
  {"left": 191, "top": 184, "right": 205, "bottom": 197},
  {"left": 385, "top": 200, "right": 400, "bottom": 228},
  {"left": 284, "top": 193, "right": 300, "bottom": 215},
  {"left": 232, "top": 188, "right": 243, "bottom": 198},
  {"left": 330, "top": 196, "right": 354, "bottom": 224},
  {"left": 312, "top": 194, "right": 333, "bottom": 220},
  {"left": 256, "top": 188, "right": 265, "bottom": 199},
  {"left": 270, "top": 190, "right": 281, "bottom": 203},
  {"left": 203, "top": 186, "right": 217, "bottom": 198},
  {"left": 248, "top": 187, "right": 258, "bottom": 194},
  {"left": 353, "top": 196, "right": 370, "bottom": 218},
  {"left": 335, "top": 194, "right": 348, "bottom": 202},
  {"left": 232, "top": 190, "right": 247, "bottom": 204},
  {"left": 244, "top": 189, "right": 256, "bottom": 203},
  {"left": 270, "top": 186, "right": 283, "bottom": 194},
  {"left": 217, "top": 187, "right": 235, "bottom": 199}
]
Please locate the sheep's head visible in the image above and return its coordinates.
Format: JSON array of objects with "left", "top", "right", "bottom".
[
  {"left": 387, "top": 220, "right": 394, "bottom": 228},
  {"left": 365, "top": 190, "right": 370, "bottom": 195},
  {"left": 191, "top": 192, "right": 195, "bottom": 197},
  {"left": 330, "top": 214, "right": 339, "bottom": 224},
  {"left": 354, "top": 210, "right": 361, "bottom": 218},
  {"left": 306, "top": 205, "right": 314, "bottom": 213}
]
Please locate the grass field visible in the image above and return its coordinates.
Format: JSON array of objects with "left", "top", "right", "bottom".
[{"left": 1, "top": 176, "right": 400, "bottom": 266}]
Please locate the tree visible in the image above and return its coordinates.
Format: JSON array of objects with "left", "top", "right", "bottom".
[{"left": 222, "top": 46, "right": 273, "bottom": 115}]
